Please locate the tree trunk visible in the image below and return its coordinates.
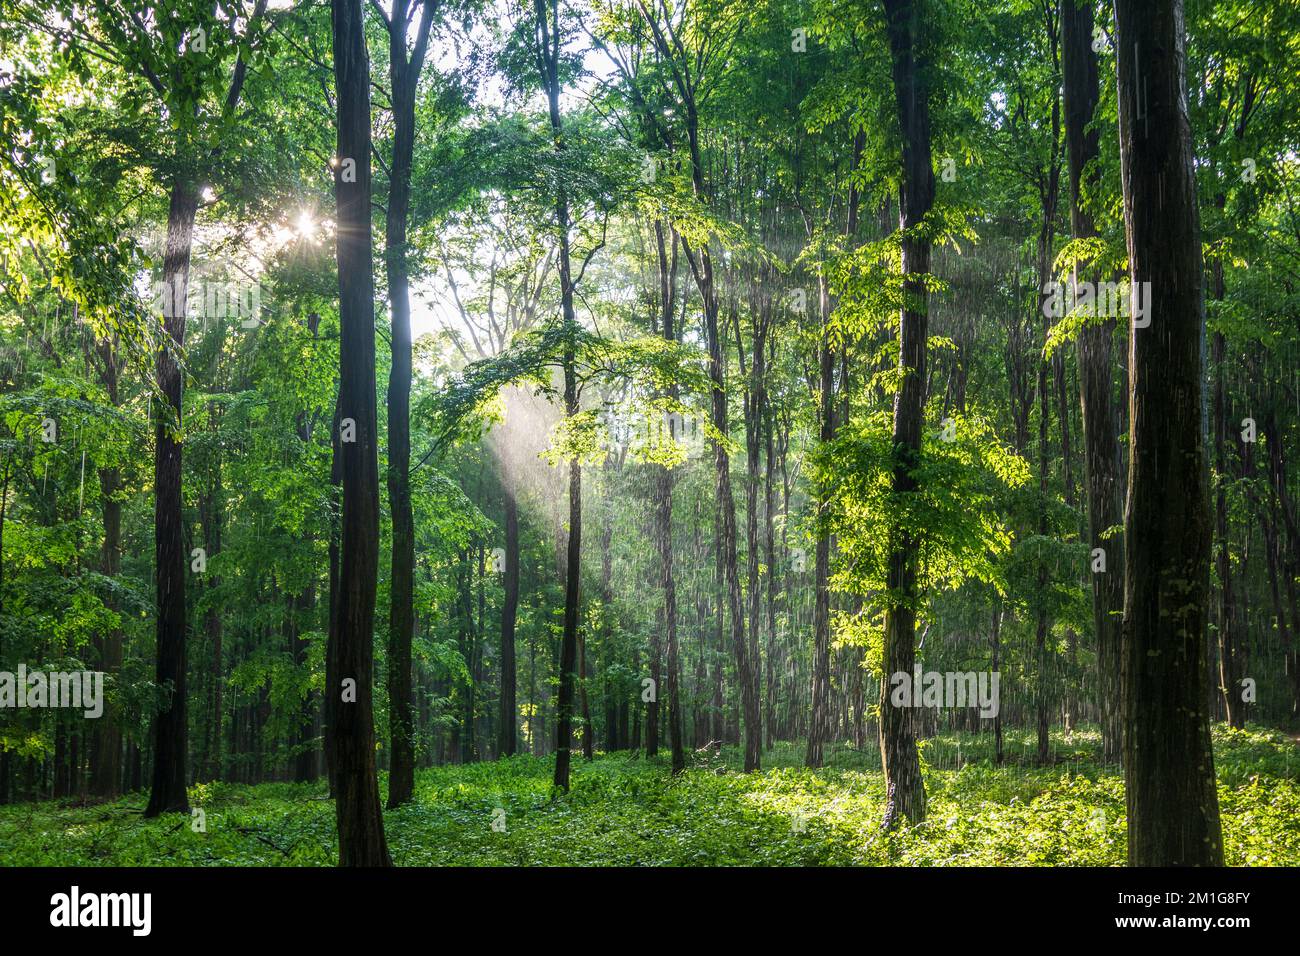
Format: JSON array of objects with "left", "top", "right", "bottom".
[
  {"left": 382, "top": 0, "right": 434, "bottom": 810},
  {"left": 1063, "top": 0, "right": 1124, "bottom": 763},
  {"left": 327, "top": 0, "right": 391, "bottom": 866},
  {"left": 878, "top": 0, "right": 934, "bottom": 826},
  {"left": 89, "top": 468, "right": 123, "bottom": 797},
  {"left": 536, "top": 0, "right": 583, "bottom": 792},
  {"left": 1113, "top": 0, "right": 1223, "bottom": 866},
  {"left": 1212, "top": 330, "right": 1243, "bottom": 727},
  {"left": 144, "top": 180, "right": 199, "bottom": 818},
  {"left": 499, "top": 482, "right": 519, "bottom": 756},
  {"left": 655, "top": 221, "right": 686, "bottom": 774},
  {"left": 806, "top": 274, "right": 835, "bottom": 768}
]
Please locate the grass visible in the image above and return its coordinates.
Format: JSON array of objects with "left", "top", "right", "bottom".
[{"left": 2, "top": 723, "right": 1297, "bottom": 866}]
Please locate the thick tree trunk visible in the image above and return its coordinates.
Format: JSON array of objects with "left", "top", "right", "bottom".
[
  {"left": 1113, "top": 0, "right": 1223, "bottom": 866},
  {"left": 878, "top": 0, "right": 934, "bottom": 827},
  {"left": 328, "top": 0, "right": 391, "bottom": 866},
  {"left": 144, "top": 181, "right": 199, "bottom": 818}
]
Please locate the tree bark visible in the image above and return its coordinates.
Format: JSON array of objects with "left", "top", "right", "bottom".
[
  {"left": 878, "top": 0, "right": 935, "bottom": 827},
  {"left": 1064, "top": 0, "right": 1124, "bottom": 763},
  {"left": 1064, "top": 1, "right": 1128, "bottom": 767},
  {"left": 144, "top": 180, "right": 199, "bottom": 818},
  {"left": 535, "top": 0, "right": 584, "bottom": 792},
  {"left": 382, "top": 0, "right": 435, "bottom": 811},
  {"left": 1113, "top": 0, "right": 1223, "bottom": 866},
  {"left": 328, "top": 0, "right": 391, "bottom": 866}
]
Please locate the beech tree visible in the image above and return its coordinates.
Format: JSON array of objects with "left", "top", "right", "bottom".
[
  {"left": 328, "top": 0, "right": 391, "bottom": 866},
  {"left": 1112, "top": 0, "right": 1223, "bottom": 866}
]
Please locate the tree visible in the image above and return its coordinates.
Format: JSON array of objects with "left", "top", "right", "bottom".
[
  {"left": 629, "top": 0, "right": 763, "bottom": 773},
  {"left": 328, "top": 0, "right": 391, "bottom": 866},
  {"left": 1061, "top": 0, "right": 1124, "bottom": 764},
  {"left": 1112, "top": 0, "right": 1223, "bottom": 866},
  {"left": 878, "top": 0, "right": 936, "bottom": 827},
  {"left": 378, "top": 0, "right": 441, "bottom": 810}
]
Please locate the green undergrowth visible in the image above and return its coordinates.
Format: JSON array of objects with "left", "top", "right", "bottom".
[{"left": 2, "top": 724, "right": 1296, "bottom": 866}]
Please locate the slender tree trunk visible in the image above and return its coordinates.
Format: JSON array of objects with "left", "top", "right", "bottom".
[
  {"left": 664, "top": 92, "right": 760, "bottom": 771},
  {"left": 325, "top": 402, "right": 341, "bottom": 795},
  {"left": 763, "top": 392, "right": 780, "bottom": 750},
  {"left": 878, "top": 0, "right": 934, "bottom": 826},
  {"left": 1113, "top": 0, "right": 1222, "bottom": 866},
  {"left": 806, "top": 274, "right": 835, "bottom": 768},
  {"left": 328, "top": 0, "right": 391, "bottom": 865},
  {"left": 87, "top": 462, "right": 123, "bottom": 795},
  {"left": 1063, "top": 0, "right": 1124, "bottom": 762},
  {"left": 1212, "top": 329, "right": 1243, "bottom": 728},
  {"left": 536, "top": 0, "right": 583, "bottom": 792},
  {"left": 381, "top": 0, "right": 435, "bottom": 811},
  {"left": 655, "top": 222, "right": 686, "bottom": 774},
  {"left": 90, "top": 470, "right": 123, "bottom": 796},
  {"left": 579, "top": 627, "right": 593, "bottom": 761},
  {"left": 499, "top": 482, "right": 519, "bottom": 756}
]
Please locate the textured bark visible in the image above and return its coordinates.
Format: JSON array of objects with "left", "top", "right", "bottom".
[
  {"left": 328, "top": 0, "right": 391, "bottom": 866},
  {"left": 1113, "top": 0, "right": 1223, "bottom": 866},
  {"left": 144, "top": 180, "right": 198, "bottom": 818},
  {"left": 383, "top": 0, "right": 435, "bottom": 811},
  {"left": 878, "top": 0, "right": 934, "bottom": 826},
  {"left": 536, "top": 0, "right": 584, "bottom": 792}
]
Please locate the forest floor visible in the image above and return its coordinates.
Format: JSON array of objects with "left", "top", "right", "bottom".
[{"left": 1, "top": 725, "right": 1297, "bottom": 866}]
